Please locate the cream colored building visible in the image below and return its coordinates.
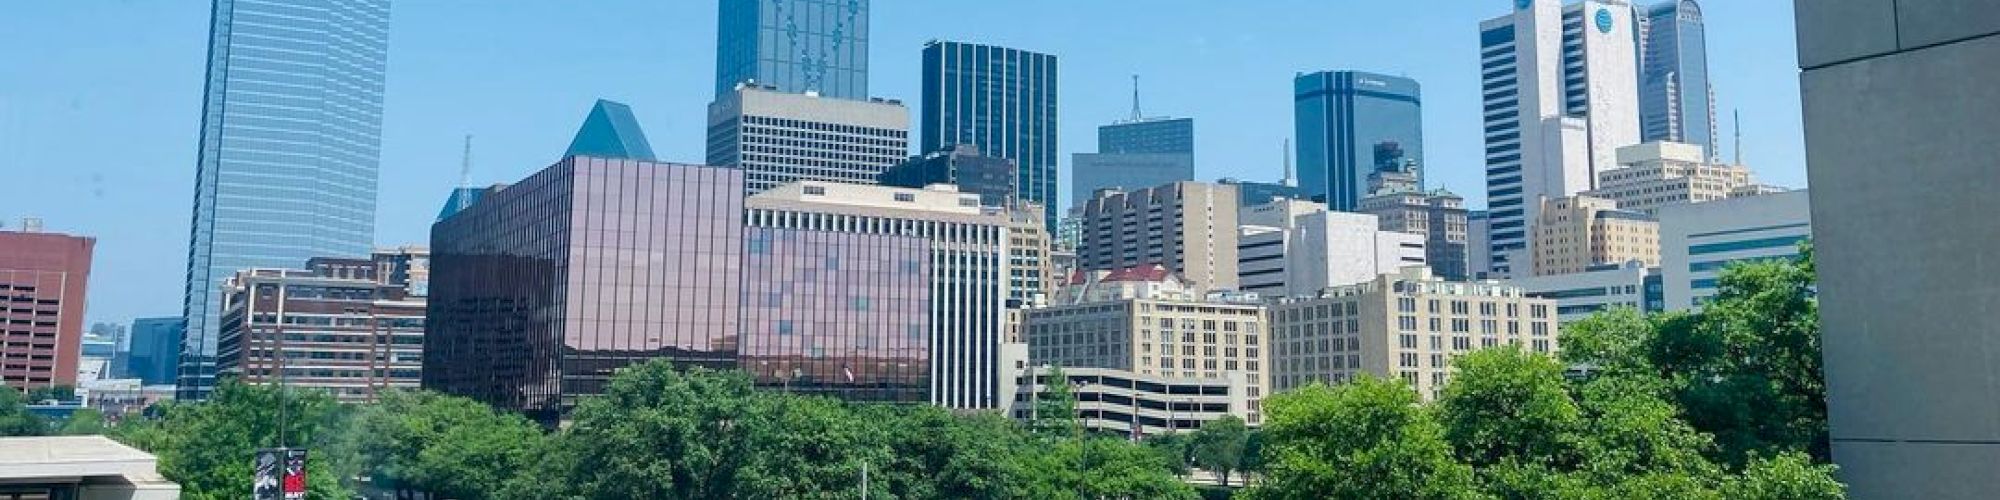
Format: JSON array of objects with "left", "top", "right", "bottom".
[
  {"left": 1004, "top": 367, "right": 1250, "bottom": 438},
  {"left": 1585, "top": 142, "right": 1753, "bottom": 214},
  {"left": 1022, "top": 266, "right": 1269, "bottom": 423},
  {"left": 1078, "top": 181, "right": 1240, "bottom": 291},
  {"left": 1270, "top": 267, "right": 1558, "bottom": 400},
  {"left": 1531, "top": 195, "right": 1659, "bottom": 276},
  {"left": 1006, "top": 202, "right": 1055, "bottom": 308}
]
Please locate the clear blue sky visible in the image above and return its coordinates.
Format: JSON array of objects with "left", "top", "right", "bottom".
[{"left": 0, "top": 1, "right": 1806, "bottom": 325}]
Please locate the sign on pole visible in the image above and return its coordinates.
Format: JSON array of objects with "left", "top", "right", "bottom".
[{"left": 254, "top": 448, "right": 309, "bottom": 500}]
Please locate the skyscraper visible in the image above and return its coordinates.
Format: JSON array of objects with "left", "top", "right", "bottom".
[
  {"left": 714, "top": 0, "right": 870, "bottom": 100},
  {"left": 126, "top": 318, "right": 185, "bottom": 387},
  {"left": 1072, "top": 110, "right": 1195, "bottom": 210},
  {"left": 706, "top": 84, "right": 909, "bottom": 195},
  {"left": 920, "top": 41, "right": 1059, "bottom": 231},
  {"left": 1637, "top": 0, "right": 1718, "bottom": 159},
  {"left": 1294, "top": 70, "right": 1426, "bottom": 211},
  {"left": 1478, "top": 0, "right": 1640, "bottom": 278},
  {"left": 180, "top": 0, "right": 391, "bottom": 400}
]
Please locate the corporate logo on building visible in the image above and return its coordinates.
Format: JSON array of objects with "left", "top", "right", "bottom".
[{"left": 1595, "top": 8, "right": 1616, "bottom": 34}]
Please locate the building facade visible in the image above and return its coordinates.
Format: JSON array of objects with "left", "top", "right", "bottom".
[
  {"left": 1532, "top": 196, "right": 1659, "bottom": 276},
  {"left": 1221, "top": 178, "right": 1310, "bottom": 208},
  {"left": 746, "top": 181, "right": 1012, "bottom": 410},
  {"left": 1005, "top": 367, "right": 1250, "bottom": 439},
  {"left": 1269, "top": 267, "right": 1558, "bottom": 400},
  {"left": 1356, "top": 165, "right": 1471, "bottom": 281},
  {"left": 1294, "top": 71, "right": 1425, "bottom": 210},
  {"left": 1478, "top": 0, "right": 1640, "bottom": 277},
  {"left": 1657, "top": 189, "right": 1810, "bottom": 311},
  {"left": 706, "top": 85, "right": 909, "bottom": 195},
  {"left": 215, "top": 250, "right": 427, "bottom": 403},
  {"left": 1005, "top": 203, "right": 1055, "bottom": 308},
  {"left": 426, "top": 157, "right": 748, "bottom": 422},
  {"left": 1238, "top": 200, "right": 1425, "bottom": 298},
  {"left": 1505, "top": 261, "right": 1661, "bottom": 323},
  {"left": 740, "top": 227, "right": 932, "bottom": 403},
  {"left": 1586, "top": 142, "right": 1751, "bottom": 214},
  {"left": 1796, "top": 3, "right": 2000, "bottom": 494},
  {"left": 1023, "top": 267, "right": 1268, "bottom": 423},
  {"left": 125, "top": 318, "right": 183, "bottom": 387},
  {"left": 1636, "top": 0, "right": 1717, "bottom": 158},
  {"left": 878, "top": 144, "right": 1017, "bottom": 207},
  {"left": 1069, "top": 153, "right": 1196, "bottom": 211},
  {"left": 714, "top": 0, "right": 869, "bottom": 100},
  {"left": 181, "top": 0, "right": 391, "bottom": 400},
  {"left": 1099, "top": 117, "right": 1193, "bottom": 155},
  {"left": 0, "top": 229, "right": 95, "bottom": 391},
  {"left": 1468, "top": 210, "right": 1493, "bottom": 278},
  {"left": 920, "top": 41, "right": 1059, "bottom": 231},
  {"left": 1078, "top": 181, "right": 1241, "bottom": 292}
]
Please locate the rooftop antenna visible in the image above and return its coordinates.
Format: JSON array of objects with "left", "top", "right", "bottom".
[
  {"left": 1282, "top": 138, "right": 1295, "bottom": 187},
  {"left": 459, "top": 134, "right": 473, "bottom": 188},
  {"left": 1732, "top": 109, "right": 1743, "bottom": 165},
  {"left": 1129, "top": 74, "right": 1143, "bottom": 122}
]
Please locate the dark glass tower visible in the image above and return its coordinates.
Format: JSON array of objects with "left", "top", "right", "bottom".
[
  {"left": 715, "top": 0, "right": 870, "bottom": 100},
  {"left": 1294, "top": 70, "right": 1425, "bottom": 211},
  {"left": 920, "top": 41, "right": 1059, "bottom": 231},
  {"left": 181, "top": 0, "right": 391, "bottom": 400}
]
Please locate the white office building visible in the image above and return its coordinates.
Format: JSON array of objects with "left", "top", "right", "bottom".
[
  {"left": 1237, "top": 200, "right": 1424, "bottom": 298},
  {"left": 1658, "top": 190, "right": 1811, "bottom": 311},
  {"left": 1505, "top": 261, "right": 1661, "bottom": 323},
  {"left": 1479, "top": 0, "right": 1641, "bottom": 278},
  {"left": 707, "top": 84, "right": 910, "bottom": 195}
]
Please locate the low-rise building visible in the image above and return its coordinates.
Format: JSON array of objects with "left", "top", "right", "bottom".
[
  {"left": 1270, "top": 267, "right": 1558, "bottom": 400},
  {"left": 1005, "top": 367, "right": 1250, "bottom": 438},
  {"left": 1658, "top": 189, "right": 1812, "bottom": 311},
  {"left": 216, "top": 248, "right": 428, "bottom": 403},
  {"left": 1506, "top": 261, "right": 1662, "bottom": 323},
  {"left": 1238, "top": 199, "right": 1424, "bottom": 298},
  {"left": 0, "top": 436, "right": 179, "bottom": 499}
]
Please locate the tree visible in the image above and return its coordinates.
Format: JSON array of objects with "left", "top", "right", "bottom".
[
  {"left": 0, "top": 388, "right": 49, "bottom": 436},
  {"left": 26, "top": 385, "right": 75, "bottom": 404},
  {"left": 1143, "top": 432, "right": 1194, "bottom": 477},
  {"left": 1190, "top": 415, "right": 1249, "bottom": 486},
  {"left": 346, "top": 389, "right": 545, "bottom": 499},
  {"left": 1031, "top": 365, "right": 1080, "bottom": 439},
  {"left": 1011, "top": 436, "right": 1200, "bottom": 500},
  {"left": 1246, "top": 377, "right": 1481, "bottom": 500},
  {"left": 58, "top": 407, "right": 106, "bottom": 435},
  {"left": 1723, "top": 452, "right": 1844, "bottom": 500},
  {"left": 112, "top": 381, "right": 356, "bottom": 500},
  {"left": 1435, "top": 347, "right": 1581, "bottom": 469},
  {"left": 513, "top": 363, "right": 762, "bottom": 499}
]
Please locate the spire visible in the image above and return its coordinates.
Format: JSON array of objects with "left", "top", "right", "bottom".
[
  {"left": 1282, "top": 138, "right": 1296, "bottom": 187},
  {"left": 459, "top": 134, "right": 473, "bottom": 188},
  {"left": 1129, "top": 74, "right": 1143, "bottom": 122},
  {"left": 566, "top": 99, "right": 658, "bottom": 161},
  {"left": 1733, "top": 108, "right": 1743, "bottom": 165}
]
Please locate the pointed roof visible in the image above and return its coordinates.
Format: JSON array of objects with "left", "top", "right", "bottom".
[
  {"left": 435, "top": 186, "right": 487, "bottom": 222},
  {"left": 565, "top": 99, "right": 657, "bottom": 161}
]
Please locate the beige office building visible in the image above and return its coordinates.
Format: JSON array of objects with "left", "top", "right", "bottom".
[
  {"left": 1006, "top": 202, "right": 1055, "bottom": 308},
  {"left": 1022, "top": 266, "right": 1269, "bottom": 423},
  {"left": 1586, "top": 142, "right": 1753, "bottom": 214},
  {"left": 1531, "top": 195, "right": 1659, "bottom": 276},
  {"left": 1270, "top": 267, "right": 1558, "bottom": 400},
  {"left": 1078, "top": 181, "right": 1240, "bottom": 291}
]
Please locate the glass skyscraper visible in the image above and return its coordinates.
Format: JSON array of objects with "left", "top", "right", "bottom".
[
  {"left": 1099, "top": 117, "right": 1193, "bottom": 155},
  {"left": 180, "top": 0, "right": 390, "bottom": 400},
  {"left": 1071, "top": 117, "right": 1195, "bottom": 210},
  {"left": 1638, "top": 0, "right": 1718, "bottom": 159},
  {"left": 1294, "top": 70, "right": 1424, "bottom": 211},
  {"left": 715, "top": 0, "right": 870, "bottom": 100},
  {"left": 920, "top": 41, "right": 1059, "bottom": 231}
]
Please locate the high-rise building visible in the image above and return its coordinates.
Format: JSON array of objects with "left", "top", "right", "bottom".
[
  {"left": 714, "top": 0, "right": 869, "bottom": 100},
  {"left": 1505, "top": 261, "right": 1661, "bottom": 323},
  {"left": 1025, "top": 266, "right": 1269, "bottom": 424},
  {"left": 878, "top": 144, "right": 1017, "bottom": 207},
  {"left": 1237, "top": 200, "right": 1425, "bottom": 298},
  {"left": 1656, "top": 190, "right": 1809, "bottom": 311},
  {"left": 1636, "top": 1, "right": 1717, "bottom": 159},
  {"left": 920, "top": 41, "right": 1059, "bottom": 231},
  {"left": 707, "top": 85, "right": 909, "bottom": 195},
  {"left": 1356, "top": 165, "right": 1472, "bottom": 281},
  {"left": 739, "top": 227, "right": 933, "bottom": 403},
  {"left": 426, "top": 156, "right": 749, "bottom": 422},
  {"left": 180, "top": 0, "right": 391, "bottom": 400},
  {"left": 1585, "top": 142, "right": 1752, "bottom": 214},
  {"left": 1220, "top": 178, "right": 1310, "bottom": 208},
  {"left": 1269, "top": 267, "right": 1559, "bottom": 401},
  {"left": 1531, "top": 196, "right": 1659, "bottom": 276},
  {"left": 1294, "top": 71, "right": 1425, "bottom": 210},
  {"left": 746, "top": 181, "right": 1012, "bottom": 409},
  {"left": 1004, "top": 203, "right": 1055, "bottom": 308},
  {"left": 1072, "top": 115, "right": 1196, "bottom": 211},
  {"left": 1797, "top": 3, "right": 2000, "bottom": 494},
  {"left": 1078, "top": 181, "right": 1241, "bottom": 292},
  {"left": 1468, "top": 211, "right": 1493, "bottom": 278},
  {"left": 1100, "top": 116, "right": 1194, "bottom": 155},
  {"left": 215, "top": 250, "right": 427, "bottom": 403},
  {"left": 125, "top": 318, "right": 184, "bottom": 387},
  {"left": 1479, "top": 0, "right": 1641, "bottom": 278},
  {"left": 0, "top": 227, "right": 94, "bottom": 391}
]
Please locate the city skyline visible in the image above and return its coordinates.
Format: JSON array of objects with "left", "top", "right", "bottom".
[{"left": 0, "top": 1, "right": 1808, "bottom": 325}]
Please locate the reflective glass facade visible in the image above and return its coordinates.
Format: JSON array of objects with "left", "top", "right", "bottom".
[
  {"left": 1639, "top": 0, "right": 1717, "bottom": 158},
  {"left": 715, "top": 0, "right": 869, "bottom": 99},
  {"left": 1099, "top": 118, "right": 1193, "bottom": 155},
  {"left": 1294, "top": 71, "right": 1425, "bottom": 211},
  {"left": 181, "top": 0, "right": 390, "bottom": 400},
  {"left": 741, "top": 228, "right": 931, "bottom": 402},
  {"left": 1069, "top": 153, "right": 1195, "bottom": 209},
  {"left": 426, "top": 157, "right": 746, "bottom": 422},
  {"left": 921, "top": 41, "right": 1059, "bottom": 231},
  {"left": 127, "top": 317, "right": 185, "bottom": 387}
]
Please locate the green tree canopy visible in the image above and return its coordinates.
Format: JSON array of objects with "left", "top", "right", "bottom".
[
  {"left": 1246, "top": 377, "right": 1481, "bottom": 500},
  {"left": 0, "top": 388, "right": 49, "bottom": 436},
  {"left": 345, "top": 389, "right": 544, "bottom": 499},
  {"left": 1435, "top": 347, "right": 1581, "bottom": 469},
  {"left": 1190, "top": 414, "right": 1249, "bottom": 486},
  {"left": 112, "top": 381, "right": 355, "bottom": 500}
]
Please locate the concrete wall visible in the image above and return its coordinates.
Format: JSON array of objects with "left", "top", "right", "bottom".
[{"left": 1798, "top": 2, "right": 2000, "bottom": 498}]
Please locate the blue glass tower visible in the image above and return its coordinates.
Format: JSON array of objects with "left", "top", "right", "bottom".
[
  {"left": 1294, "top": 71, "right": 1425, "bottom": 211},
  {"left": 715, "top": 0, "right": 870, "bottom": 100},
  {"left": 1639, "top": 0, "right": 1717, "bottom": 159},
  {"left": 565, "top": 99, "right": 657, "bottom": 161},
  {"left": 921, "top": 41, "right": 1059, "bottom": 231},
  {"left": 180, "top": 0, "right": 391, "bottom": 400},
  {"left": 127, "top": 317, "right": 184, "bottom": 386}
]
